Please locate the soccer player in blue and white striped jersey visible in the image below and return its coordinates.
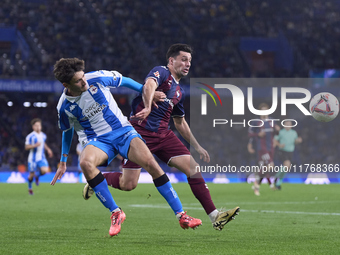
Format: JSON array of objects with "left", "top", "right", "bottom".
[
  {"left": 51, "top": 58, "right": 201, "bottom": 236},
  {"left": 25, "top": 118, "right": 53, "bottom": 195}
]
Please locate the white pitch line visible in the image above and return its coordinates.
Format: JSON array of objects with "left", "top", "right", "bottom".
[
  {"left": 129, "top": 204, "right": 340, "bottom": 216},
  {"left": 183, "top": 201, "right": 334, "bottom": 206}
]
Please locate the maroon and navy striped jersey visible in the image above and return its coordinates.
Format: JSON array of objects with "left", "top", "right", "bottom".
[
  {"left": 130, "top": 66, "right": 185, "bottom": 133},
  {"left": 248, "top": 119, "right": 275, "bottom": 153}
]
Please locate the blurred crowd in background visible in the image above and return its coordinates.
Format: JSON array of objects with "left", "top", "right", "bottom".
[{"left": 1, "top": 0, "right": 339, "bottom": 172}]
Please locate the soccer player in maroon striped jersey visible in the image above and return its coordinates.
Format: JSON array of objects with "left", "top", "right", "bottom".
[{"left": 83, "top": 44, "right": 239, "bottom": 230}]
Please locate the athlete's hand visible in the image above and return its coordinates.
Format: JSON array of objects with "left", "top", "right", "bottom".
[
  {"left": 130, "top": 107, "right": 151, "bottom": 124},
  {"left": 152, "top": 91, "right": 166, "bottom": 108},
  {"left": 196, "top": 146, "right": 210, "bottom": 163},
  {"left": 47, "top": 148, "right": 53, "bottom": 158},
  {"left": 50, "top": 162, "right": 67, "bottom": 185}
]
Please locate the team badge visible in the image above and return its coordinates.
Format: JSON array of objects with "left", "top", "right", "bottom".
[
  {"left": 89, "top": 85, "right": 98, "bottom": 94},
  {"left": 153, "top": 71, "right": 160, "bottom": 78}
]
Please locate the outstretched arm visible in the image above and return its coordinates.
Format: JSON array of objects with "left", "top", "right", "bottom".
[
  {"left": 130, "top": 78, "right": 159, "bottom": 122},
  {"left": 173, "top": 116, "right": 210, "bottom": 163},
  {"left": 120, "top": 76, "right": 144, "bottom": 93},
  {"left": 51, "top": 128, "right": 74, "bottom": 185}
]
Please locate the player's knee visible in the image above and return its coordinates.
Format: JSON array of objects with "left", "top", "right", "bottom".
[
  {"left": 121, "top": 182, "right": 137, "bottom": 191},
  {"left": 141, "top": 155, "right": 156, "bottom": 170},
  {"left": 79, "top": 158, "right": 94, "bottom": 172}
]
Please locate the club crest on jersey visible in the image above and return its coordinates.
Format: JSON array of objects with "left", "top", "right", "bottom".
[
  {"left": 89, "top": 85, "right": 98, "bottom": 95},
  {"left": 153, "top": 71, "right": 160, "bottom": 78}
]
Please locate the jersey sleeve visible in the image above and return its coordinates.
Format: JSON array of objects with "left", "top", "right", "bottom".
[
  {"left": 85, "top": 70, "right": 122, "bottom": 88},
  {"left": 58, "top": 110, "right": 74, "bottom": 131},
  {"left": 293, "top": 130, "right": 298, "bottom": 140},
  {"left": 25, "top": 135, "right": 30, "bottom": 145},
  {"left": 145, "top": 66, "right": 168, "bottom": 87},
  {"left": 248, "top": 124, "right": 260, "bottom": 137},
  {"left": 25, "top": 135, "right": 36, "bottom": 145},
  {"left": 171, "top": 92, "right": 185, "bottom": 117},
  {"left": 274, "top": 131, "right": 281, "bottom": 141}
]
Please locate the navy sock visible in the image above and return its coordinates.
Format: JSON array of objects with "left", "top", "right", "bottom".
[
  {"left": 28, "top": 178, "right": 33, "bottom": 189},
  {"left": 153, "top": 174, "right": 183, "bottom": 215},
  {"left": 88, "top": 172, "right": 119, "bottom": 213}
]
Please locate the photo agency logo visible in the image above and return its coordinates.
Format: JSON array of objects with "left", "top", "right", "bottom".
[{"left": 194, "top": 79, "right": 339, "bottom": 128}]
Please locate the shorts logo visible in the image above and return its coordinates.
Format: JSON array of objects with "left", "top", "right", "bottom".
[{"left": 154, "top": 71, "right": 160, "bottom": 78}]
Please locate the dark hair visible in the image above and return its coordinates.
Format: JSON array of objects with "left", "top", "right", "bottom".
[
  {"left": 31, "top": 118, "right": 41, "bottom": 126},
  {"left": 53, "top": 58, "right": 85, "bottom": 84},
  {"left": 166, "top": 43, "right": 193, "bottom": 63}
]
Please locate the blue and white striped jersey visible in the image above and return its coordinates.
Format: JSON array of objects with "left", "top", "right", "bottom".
[
  {"left": 25, "top": 131, "right": 47, "bottom": 163},
  {"left": 56, "top": 70, "right": 131, "bottom": 146}
]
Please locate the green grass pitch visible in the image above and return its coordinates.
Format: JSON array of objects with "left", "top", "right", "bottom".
[{"left": 1, "top": 182, "right": 339, "bottom": 255}]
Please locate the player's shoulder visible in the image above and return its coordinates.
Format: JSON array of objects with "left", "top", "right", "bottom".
[
  {"left": 26, "top": 131, "right": 35, "bottom": 138},
  {"left": 56, "top": 92, "right": 68, "bottom": 111},
  {"left": 27, "top": 131, "right": 39, "bottom": 140},
  {"left": 148, "top": 66, "right": 170, "bottom": 77},
  {"left": 85, "top": 70, "right": 122, "bottom": 88}
]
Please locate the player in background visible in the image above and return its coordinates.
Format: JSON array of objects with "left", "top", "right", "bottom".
[
  {"left": 247, "top": 135, "right": 257, "bottom": 166},
  {"left": 249, "top": 103, "right": 280, "bottom": 196},
  {"left": 25, "top": 118, "right": 53, "bottom": 195},
  {"left": 83, "top": 44, "right": 240, "bottom": 230},
  {"left": 52, "top": 58, "right": 202, "bottom": 236},
  {"left": 274, "top": 120, "right": 302, "bottom": 189}
]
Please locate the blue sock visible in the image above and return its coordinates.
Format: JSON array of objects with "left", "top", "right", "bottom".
[
  {"left": 88, "top": 173, "right": 119, "bottom": 213},
  {"left": 28, "top": 179, "right": 33, "bottom": 189},
  {"left": 154, "top": 174, "right": 183, "bottom": 215},
  {"left": 35, "top": 170, "right": 41, "bottom": 178}
]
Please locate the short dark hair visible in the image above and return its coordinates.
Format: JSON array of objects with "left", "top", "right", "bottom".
[
  {"left": 31, "top": 118, "right": 41, "bottom": 126},
  {"left": 53, "top": 58, "right": 85, "bottom": 84},
  {"left": 166, "top": 43, "right": 193, "bottom": 63}
]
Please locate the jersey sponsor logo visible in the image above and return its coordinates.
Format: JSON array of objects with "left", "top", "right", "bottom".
[
  {"left": 164, "top": 98, "right": 174, "bottom": 108},
  {"left": 89, "top": 85, "right": 98, "bottom": 95},
  {"left": 176, "top": 90, "right": 180, "bottom": 98},
  {"left": 83, "top": 102, "right": 106, "bottom": 119},
  {"left": 153, "top": 71, "right": 160, "bottom": 78}
]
